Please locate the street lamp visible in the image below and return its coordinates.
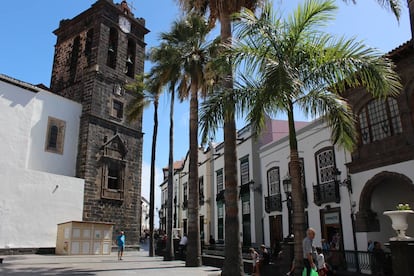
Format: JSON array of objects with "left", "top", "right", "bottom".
[
  {"left": 282, "top": 175, "right": 293, "bottom": 236},
  {"left": 333, "top": 168, "right": 353, "bottom": 194}
]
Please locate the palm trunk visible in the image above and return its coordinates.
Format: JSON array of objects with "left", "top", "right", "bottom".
[
  {"left": 149, "top": 98, "right": 159, "bottom": 257},
  {"left": 287, "top": 104, "right": 306, "bottom": 276},
  {"left": 165, "top": 87, "right": 175, "bottom": 261},
  {"left": 186, "top": 82, "right": 201, "bottom": 267},
  {"left": 221, "top": 12, "right": 244, "bottom": 276}
]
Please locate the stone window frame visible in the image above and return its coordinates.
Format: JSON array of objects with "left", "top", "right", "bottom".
[
  {"left": 45, "top": 117, "right": 66, "bottom": 155},
  {"left": 101, "top": 157, "right": 126, "bottom": 201},
  {"left": 111, "top": 99, "right": 124, "bottom": 120},
  {"left": 107, "top": 160, "right": 122, "bottom": 190},
  {"left": 84, "top": 28, "right": 94, "bottom": 66},
  {"left": 69, "top": 36, "right": 81, "bottom": 83},
  {"left": 125, "top": 38, "right": 136, "bottom": 78},
  {"left": 106, "top": 27, "right": 118, "bottom": 69}
]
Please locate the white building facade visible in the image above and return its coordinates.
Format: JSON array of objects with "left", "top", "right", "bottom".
[
  {"left": 260, "top": 119, "right": 355, "bottom": 251},
  {"left": 0, "top": 75, "right": 85, "bottom": 249}
]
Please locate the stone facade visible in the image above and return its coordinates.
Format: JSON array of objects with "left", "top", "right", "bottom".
[
  {"left": 341, "top": 41, "right": 414, "bottom": 233},
  {"left": 50, "top": 0, "right": 149, "bottom": 245}
]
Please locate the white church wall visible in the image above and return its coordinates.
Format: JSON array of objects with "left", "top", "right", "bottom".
[
  {"left": 0, "top": 77, "right": 82, "bottom": 177},
  {"left": 0, "top": 76, "right": 84, "bottom": 249},
  {"left": 0, "top": 165, "right": 84, "bottom": 249},
  {"left": 27, "top": 91, "right": 82, "bottom": 177},
  {"left": 0, "top": 80, "right": 35, "bottom": 168}
]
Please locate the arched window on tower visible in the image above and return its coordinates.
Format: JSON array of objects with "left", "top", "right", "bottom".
[
  {"left": 69, "top": 36, "right": 80, "bottom": 83},
  {"left": 107, "top": 27, "right": 118, "bottom": 69},
  {"left": 125, "top": 38, "right": 136, "bottom": 77},
  {"left": 358, "top": 97, "right": 402, "bottom": 144},
  {"left": 85, "top": 28, "right": 94, "bottom": 65}
]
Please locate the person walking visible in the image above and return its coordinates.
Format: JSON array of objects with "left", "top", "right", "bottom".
[
  {"left": 117, "top": 231, "right": 125, "bottom": 260},
  {"left": 256, "top": 244, "right": 270, "bottom": 275},
  {"left": 372, "top": 241, "right": 386, "bottom": 276},
  {"left": 303, "top": 228, "right": 317, "bottom": 276},
  {"left": 249, "top": 247, "right": 259, "bottom": 275},
  {"left": 178, "top": 233, "right": 188, "bottom": 258}
]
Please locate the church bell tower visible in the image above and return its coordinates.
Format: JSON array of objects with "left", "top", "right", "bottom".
[{"left": 50, "top": 0, "right": 149, "bottom": 244}]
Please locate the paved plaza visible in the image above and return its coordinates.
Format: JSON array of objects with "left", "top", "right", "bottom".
[{"left": 0, "top": 249, "right": 222, "bottom": 276}]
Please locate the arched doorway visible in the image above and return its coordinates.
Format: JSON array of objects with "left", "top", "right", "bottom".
[{"left": 355, "top": 171, "right": 414, "bottom": 244}]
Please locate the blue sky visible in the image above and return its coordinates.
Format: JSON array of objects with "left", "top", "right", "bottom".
[{"left": 0, "top": 0, "right": 410, "bottom": 207}]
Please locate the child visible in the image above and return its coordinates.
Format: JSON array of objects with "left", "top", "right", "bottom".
[
  {"left": 117, "top": 231, "right": 125, "bottom": 260},
  {"left": 316, "top": 247, "right": 328, "bottom": 276},
  {"left": 249, "top": 247, "right": 259, "bottom": 275}
]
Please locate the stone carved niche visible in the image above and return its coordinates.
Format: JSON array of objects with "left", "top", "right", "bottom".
[{"left": 100, "top": 134, "right": 127, "bottom": 201}]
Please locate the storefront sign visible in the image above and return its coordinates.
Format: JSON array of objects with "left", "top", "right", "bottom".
[{"left": 324, "top": 212, "right": 340, "bottom": 224}]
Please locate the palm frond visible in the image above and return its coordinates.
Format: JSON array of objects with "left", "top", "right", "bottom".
[
  {"left": 296, "top": 88, "right": 356, "bottom": 150},
  {"left": 199, "top": 90, "right": 225, "bottom": 144},
  {"left": 125, "top": 74, "right": 155, "bottom": 122},
  {"left": 342, "top": 0, "right": 402, "bottom": 20},
  {"left": 287, "top": 0, "right": 337, "bottom": 49},
  {"left": 304, "top": 35, "right": 402, "bottom": 97}
]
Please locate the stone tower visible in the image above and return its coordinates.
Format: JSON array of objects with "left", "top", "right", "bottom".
[{"left": 50, "top": 0, "right": 149, "bottom": 245}]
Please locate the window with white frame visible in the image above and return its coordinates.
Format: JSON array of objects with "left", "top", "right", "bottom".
[
  {"left": 316, "top": 147, "right": 336, "bottom": 184},
  {"left": 240, "top": 156, "right": 249, "bottom": 185},
  {"left": 267, "top": 167, "right": 280, "bottom": 196},
  {"left": 216, "top": 169, "right": 223, "bottom": 192}
]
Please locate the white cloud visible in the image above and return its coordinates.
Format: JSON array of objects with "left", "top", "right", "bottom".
[{"left": 141, "top": 161, "right": 163, "bottom": 228}]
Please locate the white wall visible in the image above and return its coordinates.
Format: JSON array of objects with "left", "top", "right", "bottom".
[
  {"left": 0, "top": 76, "right": 84, "bottom": 249},
  {"left": 0, "top": 165, "right": 84, "bottom": 248},
  {"left": 27, "top": 91, "right": 82, "bottom": 176},
  {"left": 0, "top": 78, "right": 82, "bottom": 177},
  {"left": 352, "top": 160, "right": 414, "bottom": 249},
  {"left": 260, "top": 119, "right": 355, "bottom": 249},
  {"left": 0, "top": 80, "right": 35, "bottom": 169}
]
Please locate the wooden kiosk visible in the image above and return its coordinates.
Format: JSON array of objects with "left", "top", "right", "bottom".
[{"left": 56, "top": 221, "right": 114, "bottom": 255}]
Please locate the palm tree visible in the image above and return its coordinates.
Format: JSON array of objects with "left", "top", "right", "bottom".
[
  {"left": 201, "top": 0, "right": 401, "bottom": 274},
  {"left": 177, "top": 1, "right": 263, "bottom": 274},
  {"left": 147, "top": 42, "right": 181, "bottom": 261},
  {"left": 344, "top": 0, "right": 402, "bottom": 20},
  {"left": 160, "top": 14, "right": 213, "bottom": 267},
  {"left": 126, "top": 74, "right": 163, "bottom": 257}
]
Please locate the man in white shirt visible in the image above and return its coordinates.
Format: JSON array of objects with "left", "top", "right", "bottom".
[
  {"left": 303, "top": 228, "right": 316, "bottom": 276},
  {"left": 178, "top": 233, "right": 188, "bottom": 257}
]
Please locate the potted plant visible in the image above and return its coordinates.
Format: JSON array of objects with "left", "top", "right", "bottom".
[{"left": 383, "top": 204, "right": 414, "bottom": 240}]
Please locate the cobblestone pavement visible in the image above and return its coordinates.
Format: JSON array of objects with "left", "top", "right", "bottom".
[{"left": 0, "top": 249, "right": 222, "bottom": 276}]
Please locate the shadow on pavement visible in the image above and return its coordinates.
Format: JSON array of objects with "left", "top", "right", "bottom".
[{"left": 0, "top": 265, "right": 95, "bottom": 275}]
